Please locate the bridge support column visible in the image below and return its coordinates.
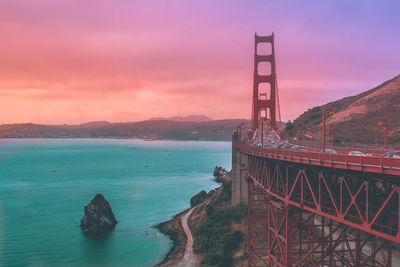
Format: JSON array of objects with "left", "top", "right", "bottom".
[{"left": 232, "top": 131, "right": 249, "bottom": 205}]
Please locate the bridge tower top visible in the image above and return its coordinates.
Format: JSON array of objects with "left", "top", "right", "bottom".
[{"left": 251, "top": 33, "right": 279, "bottom": 131}]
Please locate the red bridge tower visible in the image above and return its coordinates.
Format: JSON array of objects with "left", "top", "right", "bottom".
[{"left": 251, "top": 33, "right": 277, "bottom": 130}]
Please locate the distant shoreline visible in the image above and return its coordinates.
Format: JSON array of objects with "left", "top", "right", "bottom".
[{"left": 0, "top": 119, "right": 249, "bottom": 141}]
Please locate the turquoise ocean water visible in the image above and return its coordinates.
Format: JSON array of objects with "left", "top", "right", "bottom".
[{"left": 0, "top": 139, "right": 231, "bottom": 267}]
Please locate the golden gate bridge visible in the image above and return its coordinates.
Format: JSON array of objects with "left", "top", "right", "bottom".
[{"left": 231, "top": 33, "right": 400, "bottom": 266}]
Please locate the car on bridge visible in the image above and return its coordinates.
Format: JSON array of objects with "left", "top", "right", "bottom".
[
  {"left": 268, "top": 143, "right": 280, "bottom": 149},
  {"left": 279, "top": 143, "right": 294, "bottom": 149},
  {"left": 291, "top": 145, "right": 307, "bottom": 151},
  {"left": 384, "top": 151, "right": 400, "bottom": 158},
  {"left": 348, "top": 151, "right": 366, "bottom": 156},
  {"left": 320, "top": 149, "right": 337, "bottom": 154}
]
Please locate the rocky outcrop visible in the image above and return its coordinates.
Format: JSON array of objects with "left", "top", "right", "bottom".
[
  {"left": 80, "top": 193, "right": 118, "bottom": 237},
  {"left": 213, "top": 166, "right": 229, "bottom": 182},
  {"left": 190, "top": 190, "right": 208, "bottom": 207},
  {"left": 156, "top": 167, "right": 242, "bottom": 267},
  {"left": 155, "top": 209, "right": 188, "bottom": 266},
  {"left": 208, "top": 189, "right": 217, "bottom": 197}
]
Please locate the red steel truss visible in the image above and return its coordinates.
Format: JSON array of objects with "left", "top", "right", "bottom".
[
  {"left": 247, "top": 155, "right": 400, "bottom": 243},
  {"left": 246, "top": 156, "right": 396, "bottom": 266},
  {"left": 251, "top": 33, "right": 277, "bottom": 130},
  {"left": 262, "top": 199, "right": 391, "bottom": 267}
]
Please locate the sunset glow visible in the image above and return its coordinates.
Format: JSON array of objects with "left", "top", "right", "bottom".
[{"left": 0, "top": 0, "right": 399, "bottom": 124}]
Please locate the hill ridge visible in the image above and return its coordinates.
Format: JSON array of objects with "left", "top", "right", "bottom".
[
  {"left": 284, "top": 75, "right": 400, "bottom": 147},
  {"left": 0, "top": 119, "right": 250, "bottom": 141}
]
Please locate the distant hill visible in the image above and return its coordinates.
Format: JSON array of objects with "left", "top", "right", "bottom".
[
  {"left": 0, "top": 119, "right": 250, "bottom": 141},
  {"left": 79, "top": 121, "right": 111, "bottom": 128},
  {"left": 283, "top": 75, "right": 400, "bottom": 146},
  {"left": 150, "top": 115, "right": 213, "bottom": 122}
]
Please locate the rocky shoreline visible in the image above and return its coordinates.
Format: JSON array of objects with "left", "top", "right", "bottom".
[
  {"left": 154, "top": 166, "right": 230, "bottom": 267},
  {"left": 154, "top": 209, "right": 189, "bottom": 266}
]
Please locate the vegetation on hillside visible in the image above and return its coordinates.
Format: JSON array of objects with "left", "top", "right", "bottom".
[
  {"left": 282, "top": 75, "right": 400, "bottom": 148},
  {"left": 193, "top": 181, "right": 248, "bottom": 266}
]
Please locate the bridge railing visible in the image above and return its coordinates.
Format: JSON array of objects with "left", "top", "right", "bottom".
[
  {"left": 236, "top": 143, "right": 400, "bottom": 176},
  {"left": 236, "top": 131, "right": 400, "bottom": 157},
  {"left": 289, "top": 140, "right": 400, "bottom": 156}
]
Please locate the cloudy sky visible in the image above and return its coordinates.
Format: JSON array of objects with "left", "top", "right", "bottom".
[{"left": 0, "top": 0, "right": 399, "bottom": 124}]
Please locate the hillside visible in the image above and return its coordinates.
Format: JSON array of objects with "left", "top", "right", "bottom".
[
  {"left": 0, "top": 119, "right": 250, "bottom": 141},
  {"left": 189, "top": 181, "right": 248, "bottom": 267},
  {"left": 150, "top": 115, "right": 213, "bottom": 122},
  {"left": 283, "top": 75, "right": 400, "bottom": 147}
]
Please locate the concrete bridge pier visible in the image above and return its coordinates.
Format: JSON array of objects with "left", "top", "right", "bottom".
[{"left": 231, "top": 131, "right": 249, "bottom": 205}]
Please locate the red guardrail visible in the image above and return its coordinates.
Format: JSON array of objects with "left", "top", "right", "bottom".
[
  {"left": 287, "top": 140, "right": 400, "bottom": 156},
  {"left": 236, "top": 144, "right": 400, "bottom": 176}
]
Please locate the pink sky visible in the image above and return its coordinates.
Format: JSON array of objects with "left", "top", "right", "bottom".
[{"left": 0, "top": 0, "right": 399, "bottom": 124}]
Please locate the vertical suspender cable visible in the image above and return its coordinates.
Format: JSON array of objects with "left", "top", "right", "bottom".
[{"left": 275, "top": 58, "right": 283, "bottom": 131}]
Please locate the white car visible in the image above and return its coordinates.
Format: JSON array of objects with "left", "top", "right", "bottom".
[
  {"left": 348, "top": 151, "right": 365, "bottom": 156},
  {"left": 291, "top": 145, "right": 307, "bottom": 151},
  {"left": 320, "top": 149, "right": 337, "bottom": 154}
]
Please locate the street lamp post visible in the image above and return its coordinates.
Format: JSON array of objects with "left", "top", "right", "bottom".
[
  {"left": 322, "top": 110, "right": 335, "bottom": 153},
  {"left": 378, "top": 121, "right": 387, "bottom": 154}
]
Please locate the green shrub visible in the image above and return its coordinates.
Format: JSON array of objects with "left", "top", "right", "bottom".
[{"left": 196, "top": 182, "right": 247, "bottom": 266}]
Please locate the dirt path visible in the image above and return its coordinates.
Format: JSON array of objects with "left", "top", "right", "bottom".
[{"left": 177, "top": 206, "right": 198, "bottom": 267}]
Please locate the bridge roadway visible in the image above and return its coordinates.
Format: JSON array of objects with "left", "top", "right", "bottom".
[{"left": 236, "top": 143, "right": 400, "bottom": 176}]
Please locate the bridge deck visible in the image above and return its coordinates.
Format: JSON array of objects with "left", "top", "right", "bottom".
[{"left": 237, "top": 144, "right": 400, "bottom": 176}]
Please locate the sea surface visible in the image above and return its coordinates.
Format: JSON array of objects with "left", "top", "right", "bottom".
[{"left": 0, "top": 139, "right": 231, "bottom": 267}]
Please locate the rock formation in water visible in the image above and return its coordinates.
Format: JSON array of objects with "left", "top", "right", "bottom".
[
  {"left": 80, "top": 193, "right": 118, "bottom": 236},
  {"left": 213, "top": 166, "right": 229, "bottom": 182}
]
